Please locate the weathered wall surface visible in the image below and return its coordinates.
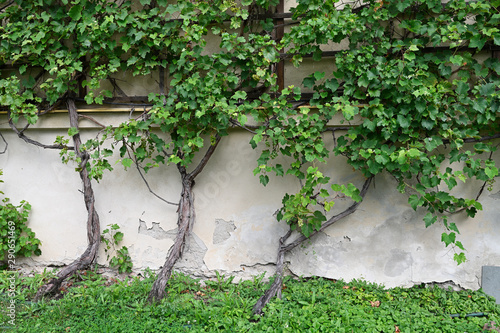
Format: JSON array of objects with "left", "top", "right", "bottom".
[{"left": 1, "top": 113, "right": 499, "bottom": 290}]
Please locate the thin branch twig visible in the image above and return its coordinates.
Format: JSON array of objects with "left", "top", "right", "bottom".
[
  {"left": 78, "top": 114, "right": 107, "bottom": 128},
  {"left": 282, "top": 176, "right": 373, "bottom": 253},
  {"left": 0, "top": 131, "right": 7, "bottom": 154},
  {"left": 134, "top": 160, "right": 179, "bottom": 206},
  {"left": 7, "top": 112, "right": 74, "bottom": 150},
  {"left": 229, "top": 118, "right": 258, "bottom": 134},
  {"left": 189, "top": 134, "right": 222, "bottom": 180}
]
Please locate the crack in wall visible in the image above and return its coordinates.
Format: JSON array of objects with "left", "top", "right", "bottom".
[{"left": 490, "top": 190, "right": 500, "bottom": 200}]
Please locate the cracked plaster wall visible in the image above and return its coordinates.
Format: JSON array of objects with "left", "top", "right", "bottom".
[{"left": 1, "top": 126, "right": 500, "bottom": 290}]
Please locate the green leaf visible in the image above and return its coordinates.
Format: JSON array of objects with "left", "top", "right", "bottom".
[
  {"left": 233, "top": 91, "right": 247, "bottom": 100},
  {"left": 113, "top": 231, "right": 124, "bottom": 243},
  {"left": 435, "top": 191, "right": 452, "bottom": 203},
  {"left": 407, "top": 148, "right": 420, "bottom": 158},
  {"left": 479, "top": 83, "right": 495, "bottom": 97},
  {"left": 441, "top": 232, "right": 456, "bottom": 247},
  {"left": 68, "top": 4, "right": 83, "bottom": 21},
  {"left": 408, "top": 194, "right": 422, "bottom": 210},
  {"left": 397, "top": 115, "right": 410, "bottom": 128},
  {"left": 358, "top": 74, "right": 369, "bottom": 88},
  {"left": 374, "top": 154, "right": 389, "bottom": 165},
  {"left": 121, "top": 158, "right": 133, "bottom": 168},
  {"left": 485, "top": 166, "right": 498, "bottom": 179},
  {"left": 454, "top": 252, "right": 466, "bottom": 264},
  {"left": 421, "top": 119, "right": 434, "bottom": 130},
  {"left": 303, "top": 76, "right": 316, "bottom": 88},
  {"left": 408, "top": 44, "right": 418, "bottom": 51},
  {"left": 448, "top": 223, "right": 460, "bottom": 234},
  {"left": 469, "top": 35, "right": 486, "bottom": 50},
  {"left": 449, "top": 55, "right": 463, "bottom": 66},
  {"left": 325, "top": 79, "right": 339, "bottom": 92},
  {"left": 404, "top": 52, "right": 415, "bottom": 61},
  {"left": 456, "top": 81, "right": 469, "bottom": 95},
  {"left": 68, "top": 127, "right": 79, "bottom": 137},
  {"left": 312, "top": 48, "right": 322, "bottom": 61},
  {"left": 423, "top": 213, "right": 437, "bottom": 228},
  {"left": 314, "top": 71, "right": 325, "bottom": 81},
  {"left": 262, "top": 47, "right": 278, "bottom": 61}
]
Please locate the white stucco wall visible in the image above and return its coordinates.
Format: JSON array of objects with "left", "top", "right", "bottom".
[
  {"left": 0, "top": 0, "right": 498, "bottom": 289},
  {"left": 1, "top": 111, "right": 499, "bottom": 290}
]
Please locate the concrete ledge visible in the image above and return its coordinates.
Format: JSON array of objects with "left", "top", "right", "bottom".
[{"left": 482, "top": 266, "right": 500, "bottom": 304}]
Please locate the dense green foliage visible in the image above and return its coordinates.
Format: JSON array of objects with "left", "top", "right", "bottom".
[
  {"left": 253, "top": 0, "right": 500, "bottom": 262},
  {"left": 1, "top": 0, "right": 499, "bottom": 278},
  {"left": 1, "top": 270, "right": 499, "bottom": 332},
  {"left": 0, "top": 170, "right": 41, "bottom": 269},
  {"left": 100, "top": 224, "right": 133, "bottom": 274}
]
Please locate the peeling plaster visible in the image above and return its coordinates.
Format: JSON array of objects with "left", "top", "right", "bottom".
[
  {"left": 136, "top": 217, "right": 208, "bottom": 273},
  {"left": 138, "top": 219, "right": 176, "bottom": 240},
  {"left": 174, "top": 232, "right": 208, "bottom": 273},
  {"left": 204, "top": 206, "right": 290, "bottom": 272},
  {"left": 213, "top": 219, "right": 236, "bottom": 244},
  {"left": 489, "top": 190, "right": 500, "bottom": 200},
  {"left": 3, "top": 130, "right": 500, "bottom": 291}
]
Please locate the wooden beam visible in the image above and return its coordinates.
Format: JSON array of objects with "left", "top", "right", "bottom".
[{"left": 275, "top": 0, "right": 285, "bottom": 92}]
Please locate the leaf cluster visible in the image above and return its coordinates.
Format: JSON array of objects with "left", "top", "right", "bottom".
[
  {"left": 2, "top": 0, "right": 500, "bottom": 261},
  {"left": 100, "top": 223, "right": 133, "bottom": 274},
  {"left": 6, "top": 272, "right": 500, "bottom": 332},
  {"left": 253, "top": 0, "right": 500, "bottom": 260},
  {"left": 0, "top": 170, "right": 42, "bottom": 268}
]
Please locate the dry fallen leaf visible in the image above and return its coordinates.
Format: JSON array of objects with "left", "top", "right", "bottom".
[{"left": 370, "top": 300, "right": 381, "bottom": 307}]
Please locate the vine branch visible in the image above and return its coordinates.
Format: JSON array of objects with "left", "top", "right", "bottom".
[
  {"left": 131, "top": 154, "right": 179, "bottom": 206},
  {"left": 0, "top": 131, "right": 7, "bottom": 154},
  {"left": 188, "top": 134, "right": 222, "bottom": 180},
  {"left": 253, "top": 176, "right": 373, "bottom": 315},
  {"left": 7, "top": 113, "right": 74, "bottom": 150}
]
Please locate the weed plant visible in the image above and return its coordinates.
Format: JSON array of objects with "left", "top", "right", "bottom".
[{"left": 1, "top": 270, "right": 499, "bottom": 332}]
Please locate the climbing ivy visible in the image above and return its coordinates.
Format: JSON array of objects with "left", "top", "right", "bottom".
[
  {"left": 253, "top": 0, "right": 500, "bottom": 266},
  {"left": 0, "top": 170, "right": 42, "bottom": 269},
  {"left": 1, "top": 0, "right": 499, "bottom": 309},
  {"left": 0, "top": 0, "right": 282, "bottom": 300}
]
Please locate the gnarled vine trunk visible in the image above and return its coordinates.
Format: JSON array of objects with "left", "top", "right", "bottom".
[
  {"left": 147, "top": 135, "right": 221, "bottom": 303},
  {"left": 35, "top": 98, "right": 101, "bottom": 300},
  {"left": 148, "top": 170, "right": 194, "bottom": 302},
  {"left": 253, "top": 176, "right": 373, "bottom": 315}
]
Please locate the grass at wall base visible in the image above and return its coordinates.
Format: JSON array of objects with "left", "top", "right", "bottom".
[
  {"left": 1, "top": 269, "right": 499, "bottom": 332},
  {"left": 2, "top": 0, "right": 500, "bottom": 314}
]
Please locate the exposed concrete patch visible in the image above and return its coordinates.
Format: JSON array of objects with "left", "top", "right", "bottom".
[
  {"left": 136, "top": 216, "right": 208, "bottom": 273},
  {"left": 138, "top": 219, "right": 176, "bottom": 240},
  {"left": 213, "top": 219, "right": 236, "bottom": 244},
  {"left": 421, "top": 280, "right": 466, "bottom": 292},
  {"left": 288, "top": 232, "right": 346, "bottom": 277},
  {"left": 490, "top": 190, "right": 500, "bottom": 200},
  {"left": 384, "top": 249, "right": 413, "bottom": 277},
  {"left": 204, "top": 205, "right": 290, "bottom": 272},
  {"left": 175, "top": 232, "right": 208, "bottom": 271}
]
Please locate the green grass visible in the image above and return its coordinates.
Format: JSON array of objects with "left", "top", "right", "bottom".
[{"left": 1, "top": 269, "right": 499, "bottom": 332}]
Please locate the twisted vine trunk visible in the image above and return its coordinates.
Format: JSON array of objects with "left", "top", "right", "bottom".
[
  {"left": 253, "top": 176, "right": 373, "bottom": 315},
  {"left": 147, "top": 136, "right": 220, "bottom": 302},
  {"left": 35, "top": 98, "right": 100, "bottom": 300},
  {"left": 148, "top": 171, "right": 194, "bottom": 302}
]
